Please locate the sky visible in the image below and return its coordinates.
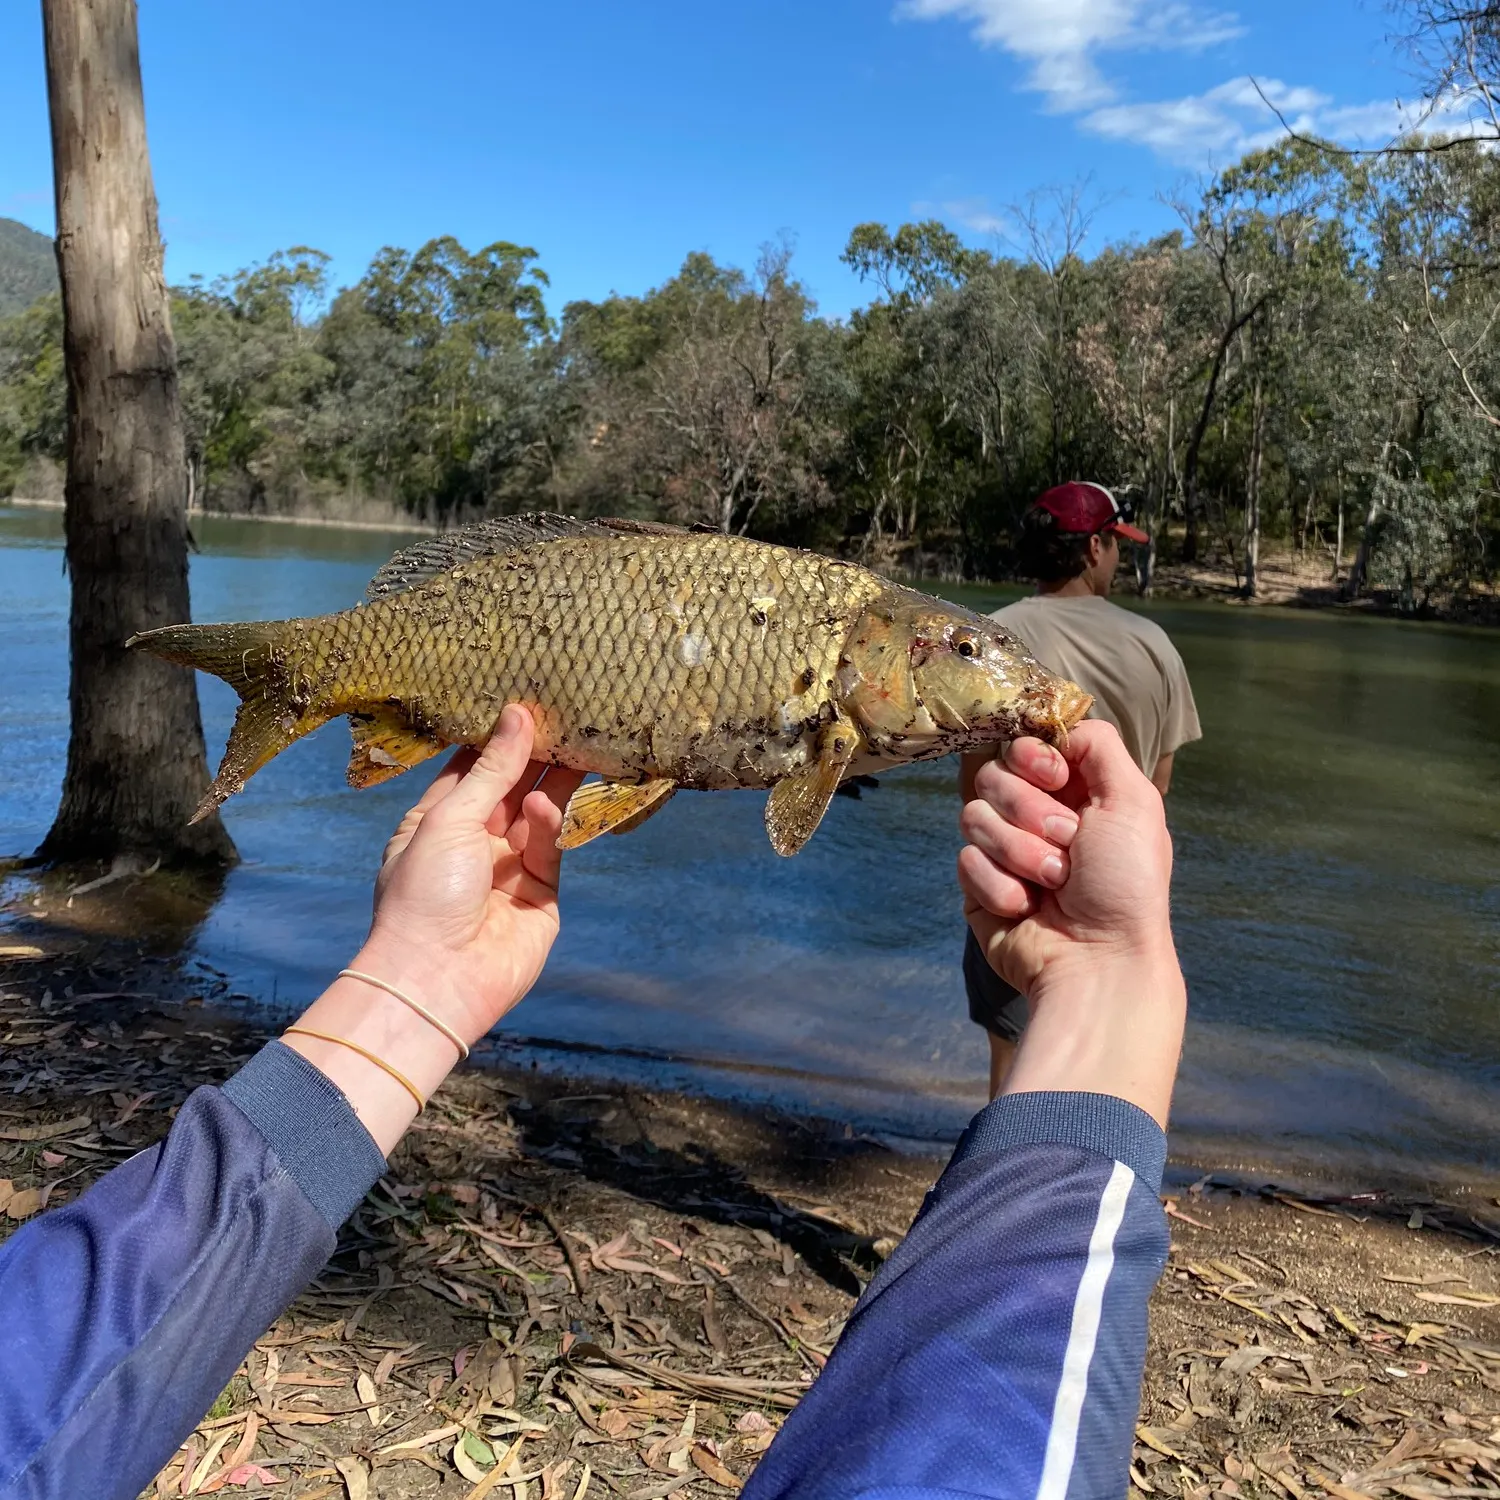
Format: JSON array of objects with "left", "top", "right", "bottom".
[{"left": 0, "top": 0, "right": 1452, "bottom": 319}]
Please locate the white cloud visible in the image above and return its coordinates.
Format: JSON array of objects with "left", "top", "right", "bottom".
[
  {"left": 916, "top": 197, "right": 1010, "bottom": 234},
  {"left": 898, "top": 0, "right": 1243, "bottom": 109},
  {"left": 902, "top": 0, "right": 1495, "bottom": 167},
  {"left": 1084, "top": 78, "right": 1492, "bottom": 164}
]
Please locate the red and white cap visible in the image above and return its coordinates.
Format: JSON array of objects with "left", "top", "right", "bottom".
[{"left": 1034, "top": 481, "right": 1148, "bottom": 543}]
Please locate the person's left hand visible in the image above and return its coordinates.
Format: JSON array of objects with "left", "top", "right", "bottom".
[{"left": 354, "top": 705, "right": 585, "bottom": 1043}]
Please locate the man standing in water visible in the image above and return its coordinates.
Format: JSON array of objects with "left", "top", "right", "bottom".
[{"left": 962, "top": 481, "right": 1201, "bottom": 1095}]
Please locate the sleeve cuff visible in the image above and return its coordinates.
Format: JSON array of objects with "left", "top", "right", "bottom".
[
  {"left": 951, "top": 1090, "right": 1167, "bottom": 1192},
  {"left": 221, "top": 1040, "right": 387, "bottom": 1228}
]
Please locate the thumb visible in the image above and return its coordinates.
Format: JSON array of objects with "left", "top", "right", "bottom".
[
  {"left": 433, "top": 706, "right": 536, "bottom": 827},
  {"left": 1061, "top": 720, "right": 1151, "bottom": 806}
]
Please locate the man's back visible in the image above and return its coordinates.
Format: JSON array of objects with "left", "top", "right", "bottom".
[{"left": 992, "top": 594, "right": 1199, "bottom": 776}]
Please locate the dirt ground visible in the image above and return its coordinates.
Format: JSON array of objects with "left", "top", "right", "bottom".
[{"left": 0, "top": 931, "right": 1496, "bottom": 1500}]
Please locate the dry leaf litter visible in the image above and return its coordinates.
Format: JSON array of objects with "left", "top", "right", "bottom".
[{"left": 0, "top": 926, "right": 1496, "bottom": 1500}]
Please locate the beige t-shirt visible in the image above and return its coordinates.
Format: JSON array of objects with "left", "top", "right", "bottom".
[{"left": 991, "top": 594, "right": 1201, "bottom": 773}]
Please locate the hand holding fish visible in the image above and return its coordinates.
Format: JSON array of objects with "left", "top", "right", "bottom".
[
  {"left": 364, "top": 704, "right": 587, "bottom": 1034},
  {"left": 958, "top": 721, "right": 1187, "bottom": 1126},
  {"left": 280, "top": 706, "right": 584, "bottom": 1152}
]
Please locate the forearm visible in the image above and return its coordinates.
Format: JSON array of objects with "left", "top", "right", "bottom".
[
  {"left": 0, "top": 1043, "right": 384, "bottom": 1500},
  {"left": 744, "top": 1092, "right": 1170, "bottom": 1500},
  {"left": 1003, "top": 947, "right": 1187, "bottom": 1128}
]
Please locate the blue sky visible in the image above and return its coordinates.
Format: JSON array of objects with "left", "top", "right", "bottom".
[{"left": 0, "top": 1, "right": 1439, "bottom": 318}]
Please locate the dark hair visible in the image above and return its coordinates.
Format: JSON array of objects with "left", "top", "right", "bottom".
[{"left": 1015, "top": 506, "right": 1096, "bottom": 583}]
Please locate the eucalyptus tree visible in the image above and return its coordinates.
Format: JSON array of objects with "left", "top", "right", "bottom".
[{"left": 38, "top": 0, "right": 232, "bottom": 867}]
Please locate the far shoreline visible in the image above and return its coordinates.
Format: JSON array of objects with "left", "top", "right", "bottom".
[{"left": 6, "top": 495, "right": 1495, "bottom": 624}]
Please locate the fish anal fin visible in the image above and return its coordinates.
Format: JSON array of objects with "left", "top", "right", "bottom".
[
  {"left": 346, "top": 711, "right": 447, "bottom": 789},
  {"left": 557, "top": 778, "right": 677, "bottom": 850},
  {"left": 365, "top": 513, "right": 612, "bottom": 600},
  {"left": 764, "top": 718, "right": 862, "bottom": 857}
]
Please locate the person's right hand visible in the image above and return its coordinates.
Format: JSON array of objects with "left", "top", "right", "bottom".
[
  {"left": 957, "top": 720, "right": 1186, "bottom": 1124},
  {"left": 958, "top": 721, "right": 1175, "bottom": 998}
]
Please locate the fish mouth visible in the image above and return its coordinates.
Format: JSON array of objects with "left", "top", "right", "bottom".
[{"left": 1048, "top": 685, "right": 1093, "bottom": 750}]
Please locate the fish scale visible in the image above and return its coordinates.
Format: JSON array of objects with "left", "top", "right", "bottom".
[
  {"left": 335, "top": 532, "right": 885, "bottom": 789},
  {"left": 129, "top": 514, "right": 1090, "bottom": 856}
]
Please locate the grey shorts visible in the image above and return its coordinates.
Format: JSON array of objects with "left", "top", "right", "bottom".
[{"left": 963, "top": 927, "right": 1029, "bottom": 1042}]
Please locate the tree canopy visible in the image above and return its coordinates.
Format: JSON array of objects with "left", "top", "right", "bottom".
[{"left": 4, "top": 141, "right": 1500, "bottom": 612}]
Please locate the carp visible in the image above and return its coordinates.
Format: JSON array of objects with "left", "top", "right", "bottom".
[{"left": 129, "top": 513, "right": 1091, "bottom": 856}]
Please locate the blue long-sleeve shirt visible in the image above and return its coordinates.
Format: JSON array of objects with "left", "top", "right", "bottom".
[{"left": 0, "top": 1047, "right": 1167, "bottom": 1500}]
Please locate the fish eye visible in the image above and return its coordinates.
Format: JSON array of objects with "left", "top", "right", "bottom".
[{"left": 954, "top": 631, "right": 980, "bottom": 659}]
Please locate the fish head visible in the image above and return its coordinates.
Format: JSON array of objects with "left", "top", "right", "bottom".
[{"left": 839, "top": 596, "right": 1092, "bottom": 757}]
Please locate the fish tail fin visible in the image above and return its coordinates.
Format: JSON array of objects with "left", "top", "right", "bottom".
[{"left": 129, "top": 619, "right": 333, "bottom": 822}]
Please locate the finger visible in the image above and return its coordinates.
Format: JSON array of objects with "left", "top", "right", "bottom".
[
  {"left": 416, "top": 746, "right": 480, "bottom": 814},
  {"left": 958, "top": 844, "right": 1037, "bottom": 921},
  {"left": 972, "top": 761, "right": 1079, "bottom": 848},
  {"left": 380, "top": 747, "right": 479, "bottom": 863},
  {"left": 960, "top": 797, "right": 1070, "bottom": 889},
  {"left": 491, "top": 762, "right": 579, "bottom": 861},
  {"left": 486, "top": 757, "right": 546, "bottom": 840},
  {"left": 515, "top": 767, "right": 584, "bottom": 881},
  {"left": 433, "top": 706, "right": 536, "bottom": 827},
  {"left": 1002, "top": 736, "right": 1069, "bottom": 792}
]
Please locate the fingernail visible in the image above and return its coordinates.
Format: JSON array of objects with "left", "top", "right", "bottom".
[
  {"left": 1042, "top": 815, "right": 1078, "bottom": 848},
  {"left": 494, "top": 706, "right": 522, "bottom": 740},
  {"left": 1039, "top": 854, "right": 1065, "bottom": 887}
]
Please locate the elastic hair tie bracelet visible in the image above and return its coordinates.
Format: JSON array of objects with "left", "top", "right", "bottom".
[
  {"left": 338, "top": 968, "right": 471, "bottom": 1061},
  {"left": 283, "top": 1027, "right": 427, "bottom": 1114}
]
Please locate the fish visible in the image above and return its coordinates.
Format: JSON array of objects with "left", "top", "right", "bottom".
[{"left": 128, "top": 513, "right": 1092, "bottom": 856}]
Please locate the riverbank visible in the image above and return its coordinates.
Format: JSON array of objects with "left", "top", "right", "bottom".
[
  {"left": 1, "top": 930, "right": 1495, "bottom": 1500},
  {"left": 4, "top": 495, "right": 437, "bottom": 535},
  {"left": 10, "top": 496, "right": 1495, "bottom": 624},
  {"left": 1142, "top": 549, "right": 1500, "bottom": 625}
]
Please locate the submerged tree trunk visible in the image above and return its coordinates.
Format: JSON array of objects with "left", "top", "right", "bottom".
[{"left": 36, "top": 0, "right": 234, "bottom": 867}]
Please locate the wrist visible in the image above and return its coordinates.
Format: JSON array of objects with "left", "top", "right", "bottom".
[
  {"left": 1004, "top": 935, "right": 1186, "bottom": 1128},
  {"left": 281, "top": 954, "right": 480, "bottom": 1156},
  {"left": 1025, "top": 932, "right": 1183, "bottom": 1015},
  {"left": 348, "top": 936, "right": 486, "bottom": 1046}
]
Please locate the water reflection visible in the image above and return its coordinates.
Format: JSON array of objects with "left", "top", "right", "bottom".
[{"left": 2, "top": 507, "right": 1496, "bottom": 1187}]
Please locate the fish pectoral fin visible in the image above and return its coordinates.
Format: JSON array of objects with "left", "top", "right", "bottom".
[
  {"left": 764, "top": 718, "right": 862, "bottom": 857},
  {"left": 346, "top": 711, "right": 447, "bottom": 789},
  {"left": 557, "top": 777, "right": 677, "bottom": 850}
]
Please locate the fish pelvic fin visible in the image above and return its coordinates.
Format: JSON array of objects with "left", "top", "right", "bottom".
[
  {"left": 557, "top": 777, "right": 677, "bottom": 850},
  {"left": 128, "top": 619, "right": 333, "bottom": 822},
  {"left": 347, "top": 711, "right": 448, "bottom": 789},
  {"left": 764, "top": 715, "right": 862, "bottom": 857}
]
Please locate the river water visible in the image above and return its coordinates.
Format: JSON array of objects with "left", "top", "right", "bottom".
[{"left": 2, "top": 506, "right": 1497, "bottom": 1189}]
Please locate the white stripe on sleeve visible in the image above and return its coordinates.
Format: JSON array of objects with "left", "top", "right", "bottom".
[{"left": 1033, "top": 1159, "right": 1137, "bottom": 1500}]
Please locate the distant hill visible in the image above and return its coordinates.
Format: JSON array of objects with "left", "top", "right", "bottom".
[{"left": 0, "top": 218, "right": 58, "bottom": 317}]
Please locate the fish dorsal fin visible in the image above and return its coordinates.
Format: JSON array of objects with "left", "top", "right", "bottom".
[
  {"left": 594, "top": 516, "right": 695, "bottom": 538},
  {"left": 557, "top": 777, "right": 677, "bottom": 850},
  {"left": 763, "top": 716, "right": 862, "bottom": 857},
  {"left": 366, "top": 513, "right": 612, "bottom": 600},
  {"left": 346, "top": 710, "right": 447, "bottom": 788}
]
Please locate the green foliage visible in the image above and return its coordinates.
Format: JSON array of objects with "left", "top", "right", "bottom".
[
  {"left": 0, "top": 293, "right": 65, "bottom": 491},
  {"left": 3, "top": 155, "right": 1499, "bottom": 608},
  {"left": 0, "top": 219, "right": 58, "bottom": 319}
]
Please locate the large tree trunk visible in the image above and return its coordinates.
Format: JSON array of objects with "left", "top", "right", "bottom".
[{"left": 36, "top": 0, "right": 234, "bottom": 868}]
